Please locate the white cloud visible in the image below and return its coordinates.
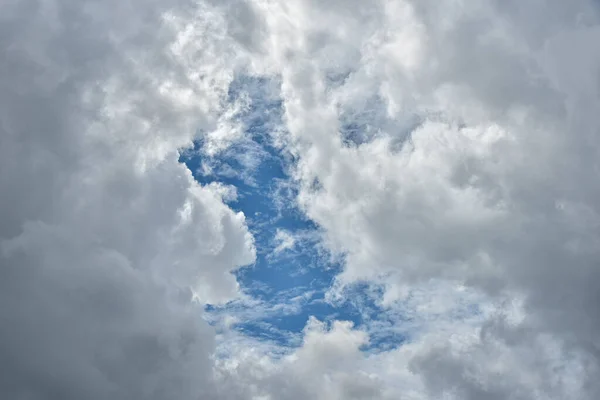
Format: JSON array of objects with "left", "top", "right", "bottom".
[
  {"left": 243, "top": 0, "right": 600, "bottom": 398},
  {"left": 0, "top": 0, "right": 255, "bottom": 398},
  {"left": 272, "top": 229, "right": 297, "bottom": 254},
  {"left": 4, "top": 0, "right": 600, "bottom": 399}
]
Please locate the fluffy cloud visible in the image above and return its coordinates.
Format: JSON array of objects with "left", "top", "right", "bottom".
[
  {"left": 247, "top": 0, "right": 600, "bottom": 398},
  {"left": 4, "top": 0, "right": 600, "bottom": 399},
  {"left": 0, "top": 0, "right": 255, "bottom": 398}
]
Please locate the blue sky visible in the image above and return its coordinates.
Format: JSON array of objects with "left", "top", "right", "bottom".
[
  {"left": 177, "top": 75, "right": 489, "bottom": 356},
  {"left": 179, "top": 75, "right": 408, "bottom": 351}
]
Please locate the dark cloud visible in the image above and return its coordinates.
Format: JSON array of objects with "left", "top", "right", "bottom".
[{"left": 0, "top": 0, "right": 254, "bottom": 398}]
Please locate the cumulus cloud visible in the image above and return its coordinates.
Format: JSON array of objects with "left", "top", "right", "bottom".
[
  {"left": 245, "top": 0, "right": 600, "bottom": 397},
  {"left": 0, "top": 0, "right": 255, "bottom": 398},
  {"left": 4, "top": 0, "right": 600, "bottom": 399}
]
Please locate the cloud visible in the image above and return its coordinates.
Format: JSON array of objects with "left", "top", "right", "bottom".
[
  {"left": 241, "top": 0, "right": 600, "bottom": 398},
  {"left": 218, "top": 318, "right": 390, "bottom": 400},
  {"left": 5, "top": 0, "right": 600, "bottom": 399},
  {"left": 0, "top": 0, "right": 255, "bottom": 398}
]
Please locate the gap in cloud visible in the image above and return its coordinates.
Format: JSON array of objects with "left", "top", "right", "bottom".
[
  {"left": 339, "top": 94, "right": 389, "bottom": 147},
  {"left": 179, "top": 75, "right": 410, "bottom": 350},
  {"left": 336, "top": 91, "right": 426, "bottom": 150}
]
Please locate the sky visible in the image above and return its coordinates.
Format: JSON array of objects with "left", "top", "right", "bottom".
[{"left": 2, "top": 0, "right": 600, "bottom": 399}]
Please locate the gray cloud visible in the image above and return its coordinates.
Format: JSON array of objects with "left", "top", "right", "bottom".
[
  {"left": 245, "top": 0, "right": 600, "bottom": 398},
  {"left": 0, "top": 0, "right": 255, "bottom": 398},
  {"left": 5, "top": 0, "right": 600, "bottom": 399}
]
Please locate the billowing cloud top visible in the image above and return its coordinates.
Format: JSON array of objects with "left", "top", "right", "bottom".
[{"left": 2, "top": 0, "right": 600, "bottom": 399}]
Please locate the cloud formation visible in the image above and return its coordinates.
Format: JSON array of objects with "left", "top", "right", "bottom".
[
  {"left": 3, "top": 0, "right": 600, "bottom": 399},
  {"left": 0, "top": 0, "right": 255, "bottom": 398}
]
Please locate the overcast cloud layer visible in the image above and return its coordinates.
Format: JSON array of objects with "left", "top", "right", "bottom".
[{"left": 2, "top": 0, "right": 600, "bottom": 399}]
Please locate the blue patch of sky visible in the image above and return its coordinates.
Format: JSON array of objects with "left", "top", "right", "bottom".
[{"left": 179, "top": 75, "right": 476, "bottom": 351}]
